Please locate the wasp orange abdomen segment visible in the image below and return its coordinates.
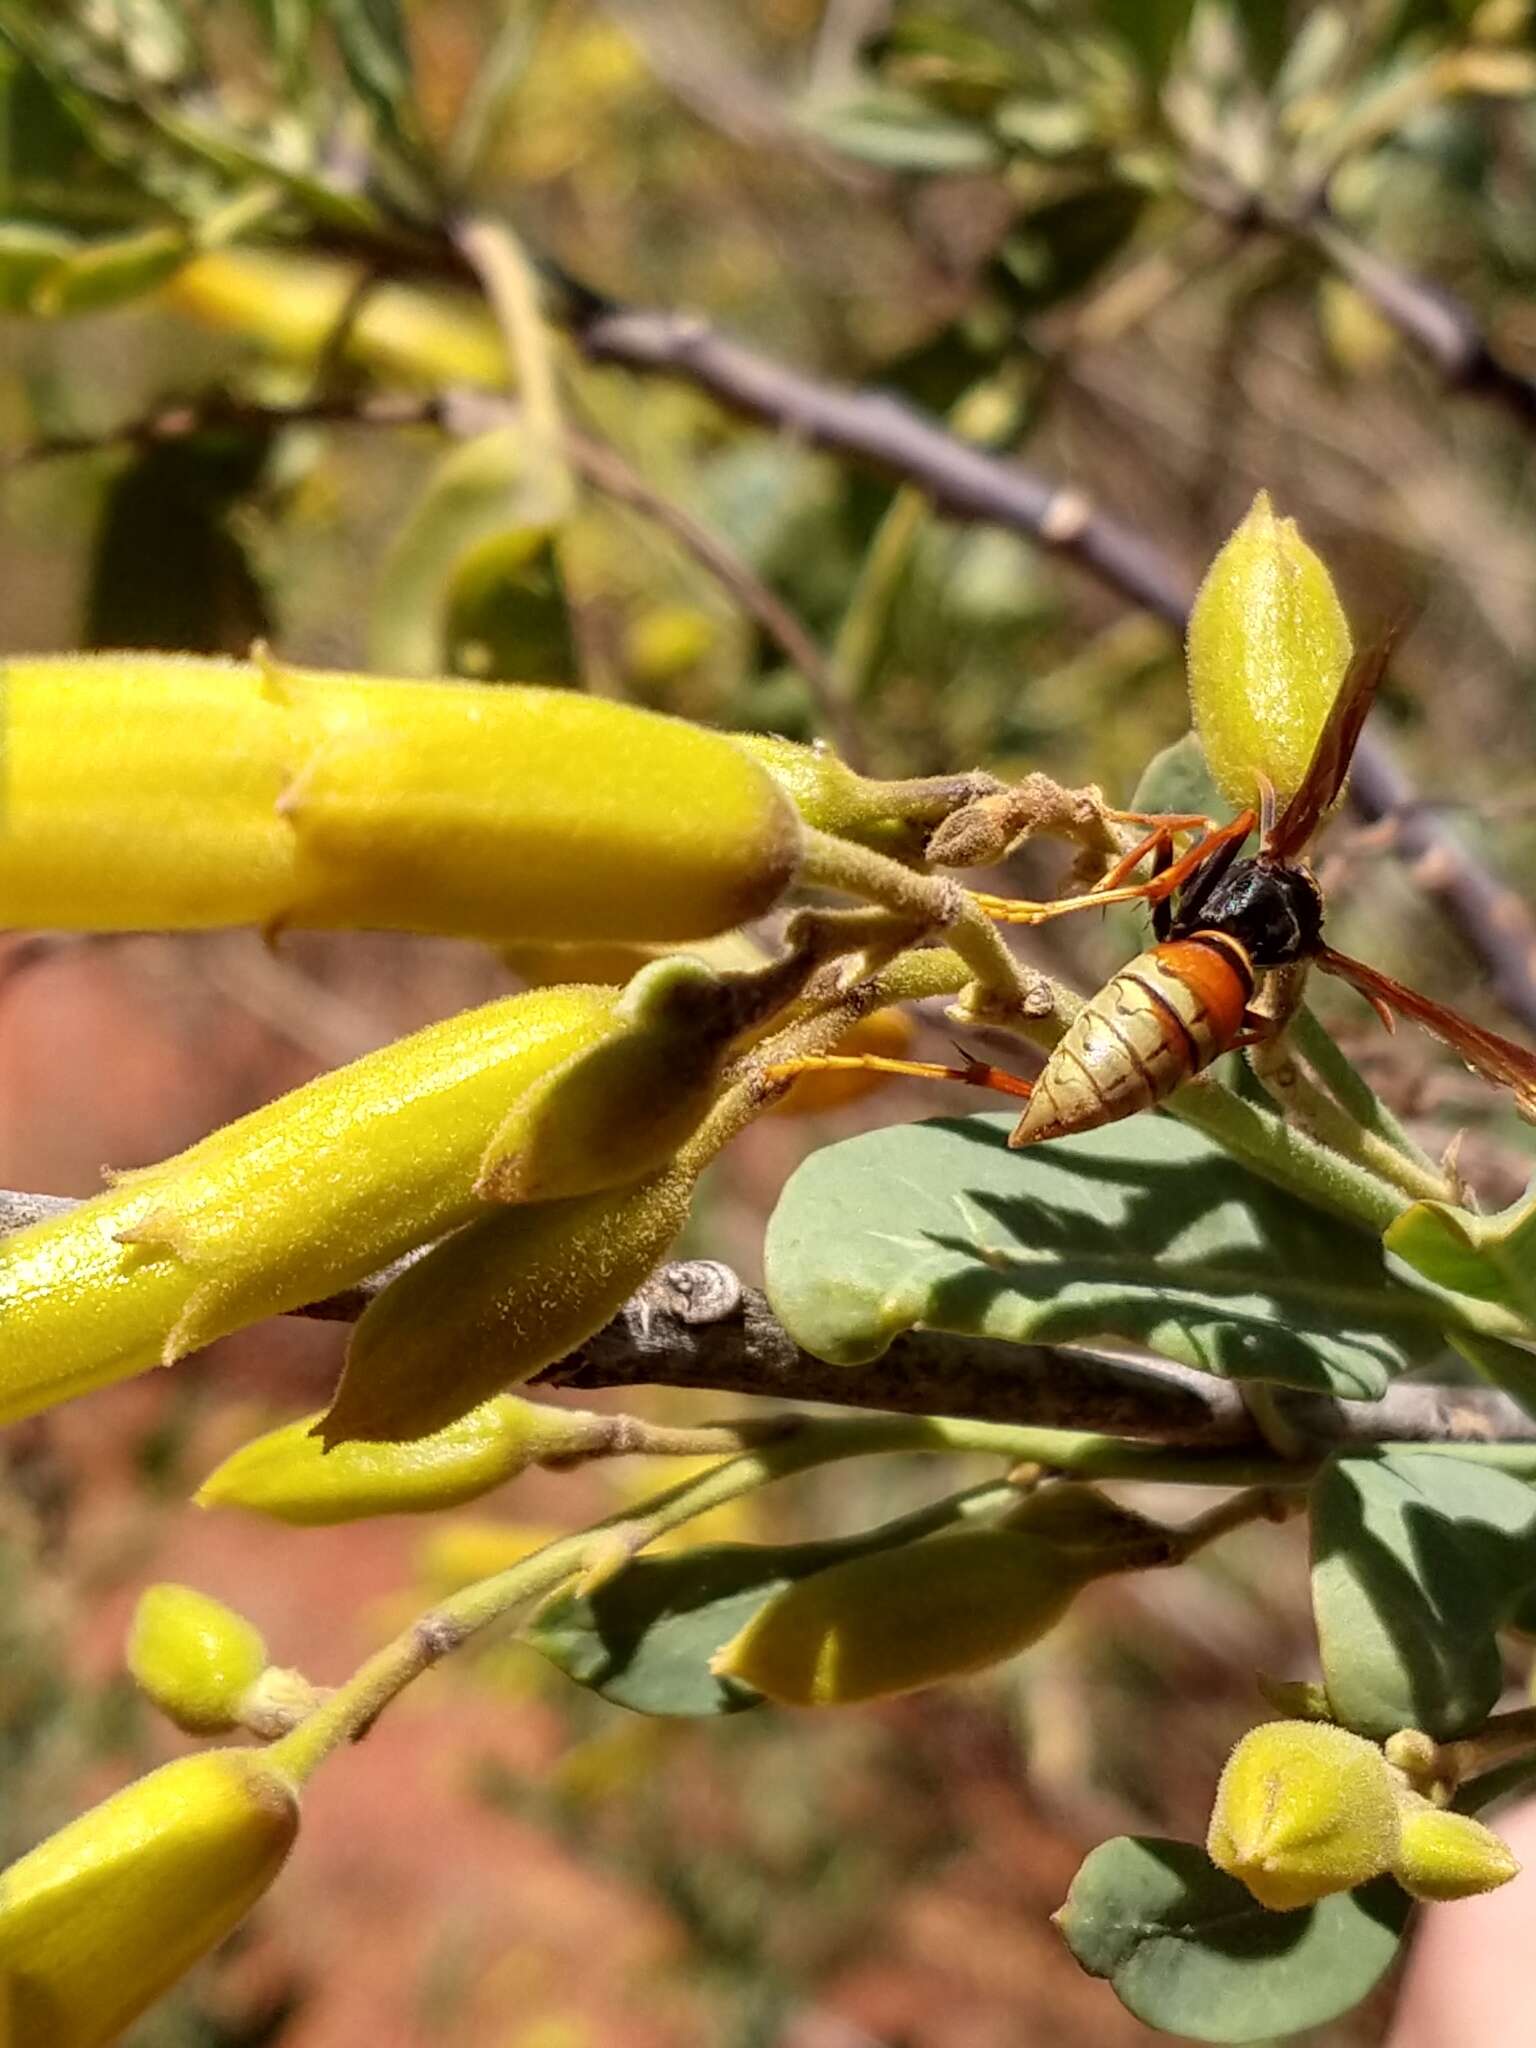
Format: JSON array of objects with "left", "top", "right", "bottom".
[{"left": 1009, "top": 934, "right": 1253, "bottom": 1147}]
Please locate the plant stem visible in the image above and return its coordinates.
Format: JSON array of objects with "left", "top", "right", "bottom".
[
  {"left": 798, "top": 829, "right": 1059, "bottom": 1022},
  {"left": 1290, "top": 1007, "right": 1440, "bottom": 1169},
  {"left": 1248, "top": 1031, "right": 1454, "bottom": 1205},
  {"left": 267, "top": 1413, "right": 1307, "bottom": 1781}
]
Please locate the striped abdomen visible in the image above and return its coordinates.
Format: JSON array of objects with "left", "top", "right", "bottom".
[{"left": 1010, "top": 934, "right": 1252, "bottom": 1147}]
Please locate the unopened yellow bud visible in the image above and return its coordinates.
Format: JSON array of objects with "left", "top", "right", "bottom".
[
  {"left": 1207, "top": 1721, "right": 1399, "bottom": 1911},
  {"left": 1187, "top": 491, "right": 1353, "bottom": 811},
  {"left": 196, "top": 1394, "right": 585, "bottom": 1524},
  {"left": 319, "top": 1163, "right": 697, "bottom": 1444},
  {"left": 711, "top": 1527, "right": 1089, "bottom": 1707},
  {"left": 478, "top": 958, "right": 733, "bottom": 1204},
  {"left": 0, "top": 1750, "right": 299, "bottom": 2047},
  {"left": 1391, "top": 1794, "right": 1520, "bottom": 1901},
  {"left": 127, "top": 1585, "right": 269, "bottom": 1735}
]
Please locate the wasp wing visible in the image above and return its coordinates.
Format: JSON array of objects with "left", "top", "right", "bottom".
[
  {"left": 1317, "top": 946, "right": 1536, "bottom": 1116},
  {"left": 1267, "top": 633, "right": 1397, "bottom": 861}
]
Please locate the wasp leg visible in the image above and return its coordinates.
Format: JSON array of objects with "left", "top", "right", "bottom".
[
  {"left": 762, "top": 1051, "right": 1034, "bottom": 1102},
  {"left": 972, "top": 809, "right": 1257, "bottom": 926}
]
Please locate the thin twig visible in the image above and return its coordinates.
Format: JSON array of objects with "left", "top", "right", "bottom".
[
  {"left": 3, "top": 386, "right": 858, "bottom": 754},
  {"left": 1, "top": 1189, "right": 1534, "bottom": 1450},
  {"left": 563, "top": 424, "right": 864, "bottom": 762}
]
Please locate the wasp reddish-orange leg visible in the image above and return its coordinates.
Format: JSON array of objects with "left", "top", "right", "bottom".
[
  {"left": 970, "top": 809, "right": 1256, "bottom": 926},
  {"left": 762, "top": 1048, "right": 1035, "bottom": 1103}
]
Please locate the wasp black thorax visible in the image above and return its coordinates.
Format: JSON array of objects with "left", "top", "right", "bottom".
[{"left": 1173, "top": 857, "right": 1324, "bottom": 967}]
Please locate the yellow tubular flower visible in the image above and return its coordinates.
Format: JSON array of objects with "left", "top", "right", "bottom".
[
  {"left": 1, "top": 656, "right": 801, "bottom": 943},
  {"left": 0, "top": 984, "right": 618, "bottom": 1423},
  {"left": 0, "top": 1751, "right": 299, "bottom": 2048}
]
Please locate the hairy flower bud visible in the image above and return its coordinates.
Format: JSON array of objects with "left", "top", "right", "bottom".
[
  {"left": 1207, "top": 1721, "right": 1399, "bottom": 1912},
  {"left": 0, "top": 984, "right": 619, "bottom": 1424},
  {"left": 127, "top": 1585, "right": 269, "bottom": 1735},
  {"left": 1390, "top": 1793, "right": 1520, "bottom": 1902},
  {"left": 196, "top": 1394, "right": 587, "bottom": 1524},
  {"left": 1187, "top": 491, "right": 1353, "bottom": 812},
  {"left": 318, "top": 1164, "right": 697, "bottom": 1445},
  {"left": 478, "top": 957, "right": 734, "bottom": 1204},
  {"left": 710, "top": 1527, "right": 1091, "bottom": 1706},
  {"left": 0, "top": 1750, "right": 299, "bottom": 2046}
]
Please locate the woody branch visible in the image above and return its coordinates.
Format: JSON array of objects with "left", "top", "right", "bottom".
[{"left": 1, "top": 1189, "right": 1531, "bottom": 1453}]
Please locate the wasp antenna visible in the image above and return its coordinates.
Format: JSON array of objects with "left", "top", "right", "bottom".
[{"left": 1255, "top": 772, "right": 1278, "bottom": 851}]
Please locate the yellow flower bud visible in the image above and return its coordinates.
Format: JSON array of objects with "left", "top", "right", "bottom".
[
  {"left": 164, "top": 247, "right": 509, "bottom": 388},
  {"left": 1187, "top": 491, "right": 1353, "bottom": 811},
  {"left": 1, "top": 656, "right": 801, "bottom": 943},
  {"left": 1390, "top": 1794, "right": 1520, "bottom": 1902},
  {"left": 0, "top": 983, "right": 618, "bottom": 1424},
  {"left": 1207, "top": 1722, "right": 1400, "bottom": 1912},
  {"left": 710, "top": 1527, "right": 1090, "bottom": 1707},
  {"left": 0, "top": 1750, "right": 298, "bottom": 2047},
  {"left": 195, "top": 1394, "right": 586, "bottom": 1525},
  {"left": 318, "top": 1163, "right": 697, "bottom": 1445},
  {"left": 127, "top": 1585, "right": 269, "bottom": 1735},
  {"left": 477, "top": 958, "right": 734, "bottom": 1204}
]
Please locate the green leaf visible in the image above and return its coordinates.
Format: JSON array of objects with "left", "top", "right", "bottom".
[
  {"left": 327, "top": 0, "right": 430, "bottom": 186},
  {"left": 29, "top": 223, "right": 187, "bottom": 315},
  {"left": 0, "top": 220, "right": 75, "bottom": 310},
  {"left": 1387, "top": 1183, "right": 1536, "bottom": 1326},
  {"left": 370, "top": 426, "right": 568, "bottom": 675},
  {"left": 528, "top": 1488, "right": 1008, "bottom": 1716},
  {"left": 85, "top": 432, "right": 271, "bottom": 655},
  {"left": 528, "top": 1545, "right": 790, "bottom": 1716},
  {"left": 994, "top": 185, "right": 1146, "bottom": 314},
  {"left": 1311, "top": 1449, "right": 1536, "bottom": 1740},
  {"left": 1129, "top": 731, "right": 1228, "bottom": 822},
  {"left": 764, "top": 1114, "right": 1451, "bottom": 1396},
  {"left": 1057, "top": 1836, "right": 1408, "bottom": 2042},
  {"left": 1102, "top": 0, "right": 1195, "bottom": 84},
  {"left": 444, "top": 530, "right": 577, "bottom": 687},
  {"left": 802, "top": 90, "right": 1001, "bottom": 173},
  {"left": 1229, "top": 0, "right": 1292, "bottom": 86}
]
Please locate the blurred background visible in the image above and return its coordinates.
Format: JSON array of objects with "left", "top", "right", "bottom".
[{"left": 4, "top": 0, "right": 1536, "bottom": 2040}]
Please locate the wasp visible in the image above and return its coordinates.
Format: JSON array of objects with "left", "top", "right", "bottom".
[{"left": 777, "top": 638, "right": 1536, "bottom": 1144}]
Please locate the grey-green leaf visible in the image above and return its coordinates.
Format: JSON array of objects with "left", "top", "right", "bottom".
[
  {"left": 1058, "top": 1836, "right": 1408, "bottom": 2042},
  {"left": 527, "top": 1544, "right": 788, "bottom": 1716},
  {"left": 1131, "top": 731, "right": 1228, "bottom": 823},
  {"left": 1386, "top": 1181, "right": 1536, "bottom": 1327},
  {"left": 802, "top": 91, "right": 1001, "bottom": 173},
  {"left": 528, "top": 1489, "right": 1007, "bottom": 1716},
  {"left": 1311, "top": 1448, "right": 1536, "bottom": 1739},
  {"left": 765, "top": 1115, "right": 1450, "bottom": 1397}
]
